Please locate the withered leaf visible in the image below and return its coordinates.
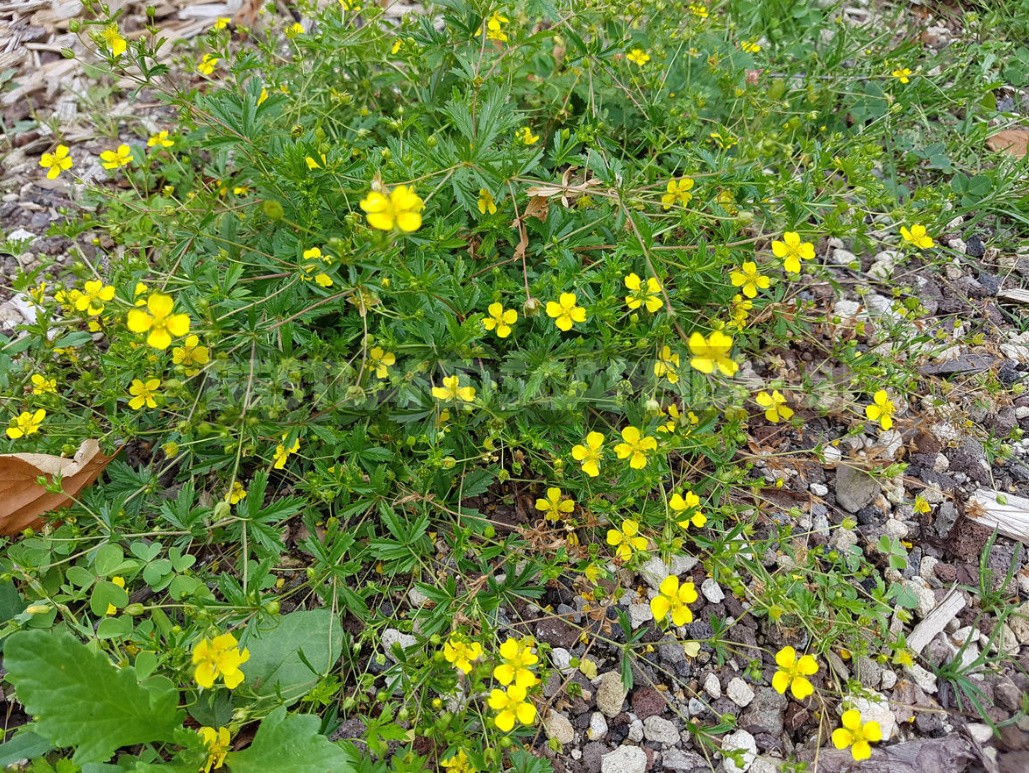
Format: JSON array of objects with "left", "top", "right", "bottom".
[
  {"left": 986, "top": 128, "right": 1029, "bottom": 159},
  {"left": 0, "top": 439, "right": 117, "bottom": 536}
]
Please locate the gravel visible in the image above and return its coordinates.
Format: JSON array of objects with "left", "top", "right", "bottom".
[
  {"left": 600, "top": 745, "right": 647, "bottom": 773},
  {"left": 596, "top": 672, "right": 628, "bottom": 717}
]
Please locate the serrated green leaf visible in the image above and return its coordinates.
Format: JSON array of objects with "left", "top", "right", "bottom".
[
  {"left": 4, "top": 631, "right": 184, "bottom": 763},
  {"left": 243, "top": 609, "right": 343, "bottom": 705},
  {"left": 223, "top": 707, "right": 353, "bottom": 773}
]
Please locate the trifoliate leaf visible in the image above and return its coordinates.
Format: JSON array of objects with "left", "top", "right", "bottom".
[
  {"left": 4, "top": 630, "right": 183, "bottom": 763},
  {"left": 223, "top": 707, "right": 354, "bottom": 773}
]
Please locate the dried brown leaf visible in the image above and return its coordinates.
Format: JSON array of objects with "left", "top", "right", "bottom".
[
  {"left": 986, "top": 128, "right": 1029, "bottom": 159},
  {"left": 0, "top": 439, "right": 117, "bottom": 536}
]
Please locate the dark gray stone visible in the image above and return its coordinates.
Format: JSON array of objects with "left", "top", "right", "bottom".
[
  {"left": 741, "top": 687, "right": 786, "bottom": 739},
  {"left": 836, "top": 465, "right": 880, "bottom": 513}
]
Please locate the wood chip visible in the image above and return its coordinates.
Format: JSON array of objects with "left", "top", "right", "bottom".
[
  {"left": 907, "top": 587, "right": 966, "bottom": 654},
  {"left": 967, "top": 489, "right": 1029, "bottom": 546},
  {"left": 986, "top": 128, "right": 1029, "bottom": 159}
]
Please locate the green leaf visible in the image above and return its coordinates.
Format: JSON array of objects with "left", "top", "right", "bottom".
[
  {"left": 4, "top": 631, "right": 184, "bottom": 763},
  {"left": 0, "top": 730, "right": 53, "bottom": 766},
  {"left": 243, "top": 609, "right": 344, "bottom": 705},
  {"left": 223, "top": 707, "right": 353, "bottom": 773}
]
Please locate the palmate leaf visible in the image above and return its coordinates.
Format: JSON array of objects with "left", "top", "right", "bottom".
[
  {"left": 4, "top": 631, "right": 184, "bottom": 764},
  {"left": 224, "top": 707, "right": 354, "bottom": 773}
]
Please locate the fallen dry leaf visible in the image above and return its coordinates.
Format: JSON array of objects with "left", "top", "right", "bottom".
[
  {"left": 986, "top": 128, "right": 1029, "bottom": 159},
  {"left": 0, "top": 439, "right": 117, "bottom": 536}
]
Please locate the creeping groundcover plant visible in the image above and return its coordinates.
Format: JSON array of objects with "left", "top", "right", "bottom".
[{"left": 2, "top": 0, "right": 1026, "bottom": 769}]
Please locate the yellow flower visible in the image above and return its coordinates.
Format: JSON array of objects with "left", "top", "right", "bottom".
[
  {"left": 900, "top": 224, "right": 934, "bottom": 249},
  {"left": 488, "top": 684, "right": 536, "bottom": 732},
  {"left": 535, "top": 487, "right": 575, "bottom": 522},
  {"left": 688, "top": 3, "right": 709, "bottom": 18},
  {"left": 661, "top": 177, "right": 694, "bottom": 209},
  {"left": 865, "top": 390, "right": 895, "bottom": 430},
  {"left": 193, "top": 632, "right": 249, "bottom": 689},
  {"left": 755, "top": 390, "right": 793, "bottom": 423},
  {"left": 730, "top": 262, "right": 770, "bottom": 299},
  {"left": 627, "top": 48, "right": 650, "bottom": 66},
  {"left": 771, "top": 646, "right": 819, "bottom": 700},
  {"left": 127, "top": 293, "right": 191, "bottom": 350},
  {"left": 741, "top": 40, "right": 761, "bottom": 53},
  {"left": 368, "top": 347, "right": 396, "bottom": 378},
  {"left": 730, "top": 294, "right": 752, "bottom": 328},
  {"left": 147, "top": 131, "right": 174, "bottom": 148},
  {"left": 624, "top": 273, "right": 662, "bottom": 313},
  {"left": 481, "top": 11, "right": 509, "bottom": 42},
  {"left": 273, "top": 435, "right": 300, "bottom": 469},
  {"left": 287, "top": 22, "right": 304, "bottom": 36},
  {"left": 891, "top": 67, "right": 912, "bottom": 84},
  {"left": 228, "top": 481, "right": 247, "bottom": 505},
  {"left": 212, "top": 17, "right": 231, "bottom": 30},
  {"left": 300, "top": 247, "right": 333, "bottom": 287},
  {"left": 432, "top": 375, "right": 476, "bottom": 403},
  {"left": 606, "top": 519, "right": 648, "bottom": 561},
  {"left": 6, "top": 409, "right": 45, "bottom": 439},
  {"left": 772, "top": 232, "right": 815, "bottom": 273},
  {"left": 359, "top": 185, "right": 424, "bottom": 232},
  {"left": 172, "top": 334, "right": 211, "bottom": 376},
  {"left": 709, "top": 131, "right": 738, "bottom": 149},
  {"left": 688, "top": 331, "right": 738, "bottom": 377},
  {"left": 31, "top": 374, "right": 57, "bottom": 395},
  {"left": 669, "top": 490, "right": 706, "bottom": 529},
  {"left": 101, "top": 24, "right": 126, "bottom": 57},
  {"left": 198, "top": 726, "right": 231, "bottom": 772},
  {"left": 482, "top": 302, "right": 517, "bottom": 338},
  {"left": 832, "top": 709, "right": 882, "bottom": 761},
  {"left": 443, "top": 637, "right": 484, "bottom": 674},
  {"left": 39, "top": 145, "right": 73, "bottom": 179},
  {"left": 99, "top": 144, "right": 133, "bottom": 170},
  {"left": 613, "top": 426, "right": 657, "bottom": 470},
  {"left": 493, "top": 637, "right": 539, "bottom": 688},
  {"left": 258, "top": 87, "right": 269, "bottom": 105},
  {"left": 198, "top": 54, "right": 219, "bottom": 75},
  {"left": 515, "top": 126, "right": 539, "bottom": 145},
  {"left": 105, "top": 575, "right": 126, "bottom": 615},
  {"left": 653, "top": 345, "right": 680, "bottom": 384},
  {"left": 656, "top": 403, "right": 686, "bottom": 434},
  {"left": 477, "top": 188, "right": 498, "bottom": 215},
  {"left": 571, "top": 432, "right": 605, "bottom": 477},
  {"left": 440, "top": 749, "right": 476, "bottom": 773},
  {"left": 650, "top": 575, "right": 697, "bottom": 626},
  {"left": 913, "top": 495, "right": 931, "bottom": 514},
  {"left": 73, "top": 279, "right": 115, "bottom": 316},
  {"left": 546, "top": 292, "right": 586, "bottom": 331},
  {"left": 128, "top": 378, "right": 161, "bottom": 410}
]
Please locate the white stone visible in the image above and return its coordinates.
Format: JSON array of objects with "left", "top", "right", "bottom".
[
  {"left": 968, "top": 723, "right": 994, "bottom": 744},
  {"left": 990, "top": 623, "right": 1019, "bottom": 656},
  {"left": 551, "top": 647, "right": 574, "bottom": 673},
  {"left": 643, "top": 715, "right": 679, "bottom": 745},
  {"left": 381, "top": 628, "right": 417, "bottom": 660},
  {"left": 701, "top": 578, "right": 725, "bottom": 604},
  {"left": 588, "top": 711, "right": 609, "bottom": 741},
  {"left": 920, "top": 556, "right": 939, "bottom": 583},
  {"left": 627, "top": 718, "right": 644, "bottom": 743},
  {"left": 544, "top": 712, "right": 575, "bottom": 745},
  {"left": 7, "top": 228, "right": 36, "bottom": 243},
  {"left": 833, "top": 300, "right": 862, "bottom": 323},
  {"left": 884, "top": 519, "right": 909, "bottom": 540},
  {"left": 408, "top": 586, "right": 431, "bottom": 606},
  {"left": 880, "top": 670, "right": 897, "bottom": 689},
  {"left": 810, "top": 483, "right": 829, "bottom": 497},
  {"left": 727, "top": 677, "right": 755, "bottom": 708},
  {"left": 639, "top": 555, "right": 699, "bottom": 590},
  {"left": 628, "top": 603, "right": 653, "bottom": 629},
  {"left": 845, "top": 693, "right": 896, "bottom": 740},
  {"left": 829, "top": 248, "right": 858, "bottom": 266},
  {"left": 831, "top": 528, "right": 858, "bottom": 552},
  {"left": 601, "top": 745, "right": 647, "bottom": 773},
  {"left": 703, "top": 672, "right": 722, "bottom": 699},
  {"left": 749, "top": 758, "right": 782, "bottom": 773},
  {"left": 721, "top": 729, "right": 758, "bottom": 773},
  {"left": 597, "top": 672, "right": 628, "bottom": 717},
  {"left": 823, "top": 445, "right": 843, "bottom": 463},
  {"left": 1008, "top": 602, "right": 1029, "bottom": 643},
  {"left": 906, "top": 664, "right": 938, "bottom": 693}
]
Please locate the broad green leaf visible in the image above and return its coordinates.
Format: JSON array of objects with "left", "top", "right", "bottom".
[
  {"left": 223, "top": 707, "right": 353, "bottom": 773},
  {"left": 243, "top": 609, "right": 343, "bottom": 705},
  {"left": 4, "top": 631, "right": 184, "bottom": 763},
  {"left": 0, "top": 730, "right": 53, "bottom": 766}
]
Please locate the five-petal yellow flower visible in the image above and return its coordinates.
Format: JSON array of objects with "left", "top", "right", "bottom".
[
  {"left": 650, "top": 575, "right": 698, "bottom": 626},
  {"left": 771, "top": 646, "right": 819, "bottom": 700}
]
